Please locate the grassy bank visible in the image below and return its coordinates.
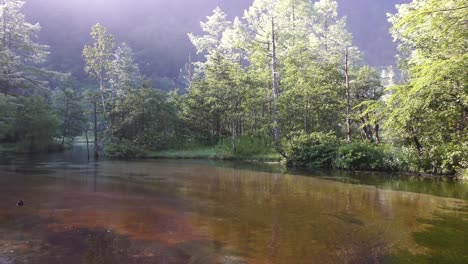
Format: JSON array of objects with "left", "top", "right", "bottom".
[
  {"left": 104, "top": 134, "right": 467, "bottom": 179},
  {"left": 146, "top": 146, "right": 281, "bottom": 162},
  {"left": 105, "top": 136, "right": 281, "bottom": 162}
]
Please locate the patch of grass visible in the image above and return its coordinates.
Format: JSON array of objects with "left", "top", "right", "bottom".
[
  {"left": 145, "top": 136, "right": 281, "bottom": 161},
  {"left": 146, "top": 147, "right": 219, "bottom": 159},
  {"left": 145, "top": 145, "right": 280, "bottom": 162}
]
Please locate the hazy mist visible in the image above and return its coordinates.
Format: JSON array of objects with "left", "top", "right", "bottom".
[{"left": 24, "top": 0, "right": 410, "bottom": 88}]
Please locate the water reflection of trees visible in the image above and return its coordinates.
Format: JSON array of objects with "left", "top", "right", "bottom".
[{"left": 179, "top": 166, "right": 462, "bottom": 263}]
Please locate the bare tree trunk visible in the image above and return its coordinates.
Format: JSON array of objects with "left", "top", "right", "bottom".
[
  {"left": 344, "top": 48, "right": 351, "bottom": 143},
  {"left": 93, "top": 101, "right": 99, "bottom": 158}
]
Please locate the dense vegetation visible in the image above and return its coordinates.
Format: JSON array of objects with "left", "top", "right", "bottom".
[
  {"left": 0, "top": 0, "right": 466, "bottom": 177},
  {"left": 23, "top": 0, "right": 404, "bottom": 87}
]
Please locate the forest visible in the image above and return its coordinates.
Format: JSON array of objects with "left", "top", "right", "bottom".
[{"left": 0, "top": 0, "right": 467, "bottom": 177}]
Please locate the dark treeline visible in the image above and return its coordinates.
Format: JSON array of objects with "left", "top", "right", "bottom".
[{"left": 0, "top": 0, "right": 466, "bottom": 177}]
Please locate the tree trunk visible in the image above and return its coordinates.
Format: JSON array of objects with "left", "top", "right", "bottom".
[
  {"left": 413, "top": 136, "right": 423, "bottom": 157},
  {"left": 231, "top": 120, "right": 237, "bottom": 153},
  {"left": 344, "top": 48, "right": 351, "bottom": 143},
  {"left": 85, "top": 128, "right": 90, "bottom": 161},
  {"left": 375, "top": 123, "right": 380, "bottom": 144},
  {"left": 61, "top": 97, "right": 70, "bottom": 147},
  {"left": 93, "top": 101, "right": 99, "bottom": 158},
  {"left": 99, "top": 74, "right": 106, "bottom": 111}
]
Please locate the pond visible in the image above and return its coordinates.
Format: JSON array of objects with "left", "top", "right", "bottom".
[{"left": 0, "top": 145, "right": 467, "bottom": 263}]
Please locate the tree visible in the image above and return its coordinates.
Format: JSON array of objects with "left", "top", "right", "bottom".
[
  {"left": 0, "top": 94, "right": 58, "bottom": 151},
  {"left": 82, "top": 23, "right": 116, "bottom": 111},
  {"left": 108, "top": 43, "right": 142, "bottom": 98},
  {"left": 187, "top": 7, "right": 247, "bottom": 148},
  {"left": 52, "top": 80, "right": 86, "bottom": 146},
  {"left": 188, "top": 7, "right": 231, "bottom": 61},
  {"left": 387, "top": 0, "right": 468, "bottom": 173},
  {"left": 0, "top": 0, "right": 50, "bottom": 95},
  {"left": 243, "top": 0, "right": 304, "bottom": 156},
  {"left": 184, "top": 0, "right": 361, "bottom": 154},
  {"left": 351, "top": 66, "right": 383, "bottom": 143}
]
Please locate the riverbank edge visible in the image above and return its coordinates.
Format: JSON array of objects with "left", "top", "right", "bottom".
[
  {"left": 144, "top": 147, "right": 281, "bottom": 162},
  {"left": 0, "top": 142, "right": 72, "bottom": 156},
  {"left": 144, "top": 148, "right": 467, "bottom": 181}
]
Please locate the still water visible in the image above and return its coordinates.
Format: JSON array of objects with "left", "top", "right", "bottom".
[{"left": 0, "top": 145, "right": 467, "bottom": 264}]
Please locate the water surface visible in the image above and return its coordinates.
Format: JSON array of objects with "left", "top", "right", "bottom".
[{"left": 0, "top": 146, "right": 467, "bottom": 263}]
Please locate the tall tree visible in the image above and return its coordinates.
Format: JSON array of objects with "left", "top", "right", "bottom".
[
  {"left": 351, "top": 66, "right": 383, "bottom": 143},
  {"left": 108, "top": 43, "right": 142, "bottom": 98},
  {"left": 52, "top": 79, "right": 86, "bottom": 147},
  {"left": 82, "top": 23, "right": 116, "bottom": 111},
  {"left": 387, "top": 0, "right": 468, "bottom": 173},
  {"left": 243, "top": 0, "right": 300, "bottom": 156},
  {"left": 0, "top": 0, "right": 50, "bottom": 94},
  {"left": 344, "top": 47, "right": 351, "bottom": 143}
]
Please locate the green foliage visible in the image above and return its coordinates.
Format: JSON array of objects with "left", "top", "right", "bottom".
[
  {"left": 385, "top": 0, "right": 468, "bottom": 175},
  {"left": 147, "top": 147, "right": 219, "bottom": 160},
  {"left": 335, "top": 142, "right": 411, "bottom": 172},
  {"left": 52, "top": 85, "right": 87, "bottom": 144},
  {"left": 109, "top": 87, "right": 182, "bottom": 151},
  {"left": 0, "top": 0, "right": 51, "bottom": 94},
  {"left": 285, "top": 131, "right": 339, "bottom": 168},
  {"left": 417, "top": 142, "right": 468, "bottom": 175},
  {"left": 217, "top": 136, "right": 279, "bottom": 161},
  {"left": 184, "top": 0, "right": 366, "bottom": 156},
  {"left": 147, "top": 136, "right": 280, "bottom": 161},
  {"left": 0, "top": 94, "right": 59, "bottom": 152},
  {"left": 82, "top": 23, "right": 115, "bottom": 82},
  {"left": 104, "top": 139, "right": 146, "bottom": 159}
]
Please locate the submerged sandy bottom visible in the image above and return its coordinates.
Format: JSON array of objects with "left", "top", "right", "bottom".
[{"left": 0, "top": 158, "right": 467, "bottom": 263}]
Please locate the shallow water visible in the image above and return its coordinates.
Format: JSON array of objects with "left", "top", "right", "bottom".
[{"left": 0, "top": 145, "right": 467, "bottom": 263}]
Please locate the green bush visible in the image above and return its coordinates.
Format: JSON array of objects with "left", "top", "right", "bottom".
[
  {"left": 428, "top": 142, "right": 467, "bottom": 175},
  {"left": 285, "top": 131, "right": 338, "bottom": 168},
  {"left": 104, "top": 139, "right": 146, "bottom": 159},
  {"left": 216, "top": 136, "right": 278, "bottom": 160},
  {"left": 0, "top": 94, "right": 59, "bottom": 152},
  {"left": 335, "top": 142, "right": 409, "bottom": 171}
]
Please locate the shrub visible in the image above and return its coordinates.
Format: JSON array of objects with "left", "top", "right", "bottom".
[
  {"left": 285, "top": 131, "right": 338, "bottom": 168},
  {"left": 335, "top": 142, "right": 410, "bottom": 171},
  {"left": 105, "top": 139, "right": 146, "bottom": 159},
  {"left": 335, "top": 142, "right": 383, "bottom": 170},
  {"left": 1, "top": 94, "right": 59, "bottom": 152}
]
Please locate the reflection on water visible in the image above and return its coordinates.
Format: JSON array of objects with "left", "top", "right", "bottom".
[
  {"left": 0, "top": 145, "right": 467, "bottom": 263},
  {"left": 380, "top": 205, "right": 468, "bottom": 264}
]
